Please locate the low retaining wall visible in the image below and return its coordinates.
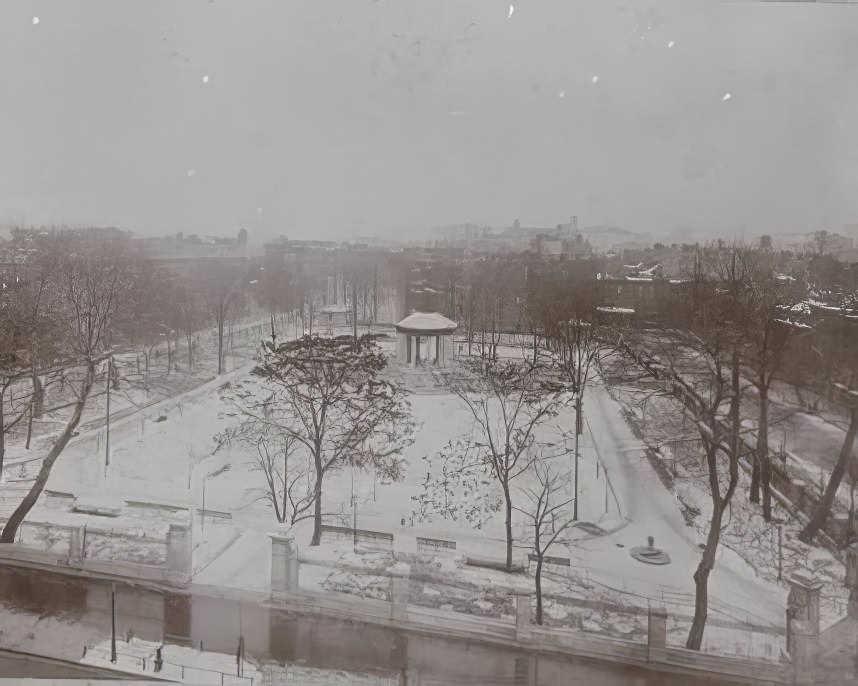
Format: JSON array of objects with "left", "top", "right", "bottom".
[
  {"left": 0, "top": 519, "right": 191, "bottom": 585},
  {"left": 320, "top": 524, "right": 394, "bottom": 549}
]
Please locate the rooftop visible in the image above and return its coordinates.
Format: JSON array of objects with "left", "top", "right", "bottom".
[{"left": 395, "top": 311, "right": 458, "bottom": 333}]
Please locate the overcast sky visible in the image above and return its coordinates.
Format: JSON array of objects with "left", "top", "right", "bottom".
[{"left": 1, "top": 0, "right": 856, "bottom": 240}]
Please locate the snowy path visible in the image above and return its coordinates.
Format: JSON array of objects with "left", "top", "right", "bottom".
[{"left": 573, "top": 381, "right": 786, "bottom": 627}]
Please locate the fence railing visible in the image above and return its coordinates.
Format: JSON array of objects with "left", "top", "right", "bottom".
[{"left": 84, "top": 643, "right": 254, "bottom": 686}]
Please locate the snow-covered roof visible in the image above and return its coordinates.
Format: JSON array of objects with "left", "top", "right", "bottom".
[{"left": 395, "top": 311, "right": 458, "bottom": 333}]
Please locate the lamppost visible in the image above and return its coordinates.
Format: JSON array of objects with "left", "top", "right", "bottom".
[
  {"left": 104, "top": 348, "right": 117, "bottom": 477},
  {"left": 110, "top": 583, "right": 117, "bottom": 663},
  {"left": 105, "top": 356, "right": 112, "bottom": 476},
  {"left": 572, "top": 388, "right": 583, "bottom": 521},
  {"left": 201, "top": 464, "right": 231, "bottom": 536}
]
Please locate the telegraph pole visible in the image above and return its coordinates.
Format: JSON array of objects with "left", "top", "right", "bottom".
[
  {"left": 110, "top": 583, "right": 117, "bottom": 663},
  {"left": 104, "top": 357, "right": 112, "bottom": 475}
]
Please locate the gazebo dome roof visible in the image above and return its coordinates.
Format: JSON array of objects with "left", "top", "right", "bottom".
[{"left": 395, "top": 311, "right": 458, "bottom": 334}]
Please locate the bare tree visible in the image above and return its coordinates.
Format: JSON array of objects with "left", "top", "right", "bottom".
[
  {"left": 116, "top": 262, "right": 177, "bottom": 391},
  {"left": 666, "top": 246, "right": 745, "bottom": 650},
  {"left": 742, "top": 254, "right": 806, "bottom": 520},
  {"left": 1, "top": 245, "right": 130, "bottom": 543},
  {"left": 251, "top": 262, "right": 292, "bottom": 347},
  {"left": 194, "top": 262, "right": 248, "bottom": 375},
  {"left": 799, "top": 316, "right": 858, "bottom": 543},
  {"left": 171, "top": 278, "right": 206, "bottom": 372},
  {"left": 414, "top": 359, "right": 560, "bottom": 571},
  {"left": 514, "top": 457, "right": 576, "bottom": 624},
  {"left": 216, "top": 385, "right": 315, "bottom": 525},
  {"left": 253, "top": 334, "right": 416, "bottom": 545},
  {"left": 0, "top": 293, "right": 32, "bottom": 478},
  {"left": 534, "top": 264, "right": 612, "bottom": 520}
]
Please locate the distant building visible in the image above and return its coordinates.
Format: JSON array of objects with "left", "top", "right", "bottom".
[{"left": 760, "top": 235, "right": 772, "bottom": 251}]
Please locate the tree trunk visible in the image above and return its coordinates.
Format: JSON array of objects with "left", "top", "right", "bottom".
[
  {"left": 535, "top": 559, "right": 544, "bottom": 625},
  {"left": 687, "top": 500, "right": 724, "bottom": 649},
  {"left": 467, "top": 317, "right": 472, "bottom": 357},
  {"left": 799, "top": 408, "right": 858, "bottom": 543},
  {"left": 310, "top": 453, "right": 323, "bottom": 546},
  {"left": 186, "top": 331, "right": 194, "bottom": 371},
  {"left": 352, "top": 282, "right": 359, "bottom": 349},
  {"left": 0, "top": 386, "right": 5, "bottom": 480},
  {"left": 25, "top": 402, "right": 33, "bottom": 450},
  {"left": 503, "top": 485, "right": 513, "bottom": 571},
  {"left": 31, "top": 367, "right": 43, "bottom": 418},
  {"left": 272, "top": 493, "right": 283, "bottom": 524},
  {"left": 750, "top": 455, "right": 760, "bottom": 504},
  {"left": 758, "top": 386, "right": 772, "bottom": 521},
  {"left": 1, "top": 364, "right": 95, "bottom": 543},
  {"left": 217, "top": 318, "right": 224, "bottom": 375}
]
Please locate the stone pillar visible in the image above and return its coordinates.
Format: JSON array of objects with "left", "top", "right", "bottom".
[
  {"left": 647, "top": 605, "right": 667, "bottom": 663},
  {"left": 270, "top": 534, "right": 299, "bottom": 596},
  {"left": 787, "top": 574, "right": 822, "bottom": 645},
  {"left": 68, "top": 526, "right": 84, "bottom": 565},
  {"left": 789, "top": 619, "right": 819, "bottom": 686},
  {"left": 515, "top": 595, "right": 532, "bottom": 641},
  {"left": 166, "top": 523, "right": 191, "bottom": 584},
  {"left": 388, "top": 563, "right": 410, "bottom": 622}
]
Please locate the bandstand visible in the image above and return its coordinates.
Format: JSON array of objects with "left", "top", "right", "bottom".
[{"left": 394, "top": 312, "right": 458, "bottom": 368}]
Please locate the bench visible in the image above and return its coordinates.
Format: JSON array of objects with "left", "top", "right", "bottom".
[{"left": 527, "top": 553, "right": 570, "bottom": 567}]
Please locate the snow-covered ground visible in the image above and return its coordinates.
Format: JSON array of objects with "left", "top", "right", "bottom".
[
  {"left": 1, "top": 329, "right": 809, "bottom": 661},
  {"left": 81, "top": 636, "right": 400, "bottom": 686},
  {"left": 600, "top": 352, "right": 850, "bottom": 632}
]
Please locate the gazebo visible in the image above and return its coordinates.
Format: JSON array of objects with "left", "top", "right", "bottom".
[{"left": 395, "top": 312, "right": 458, "bottom": 368}]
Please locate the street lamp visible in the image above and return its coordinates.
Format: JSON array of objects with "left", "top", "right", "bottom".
[
  {"left": 573, "top": 389, "right": 582, "bottom": 521},
  {"left": 201, "top": 464, "right": 231, "bottom": 536}
]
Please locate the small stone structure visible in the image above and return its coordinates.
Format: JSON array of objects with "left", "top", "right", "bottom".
[
  {"left": 395, "top": 312, "right": 458, "bottom": 368},
  {"left": 647, "top": 605, "right": 668, "bottom": 663},
  {"left": 630, "top": 536, "right": 671, "bottom": 565},
  {"left": 166, "top": 523, "right": 192, "bottom": 583},
  {"left": 270, "top": 533, "right": 300, "bottom": 595}
]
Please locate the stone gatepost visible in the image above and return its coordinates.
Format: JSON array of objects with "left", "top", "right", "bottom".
[
  {"left": 388, "top": 562, "right": 410, "bottom": 622},
  {"left": 787, "top": 574, "right": 822, "bottom": 686},
  {"left": 270, "top": 534, "right": 299, "bottom": 596},
  {"left": 647, "top": 605, "right": 668, "bottom": 663},
  {"left": 789, "top": 619, "right": 819, "bottom": 686},
  {"left": 166, "top": 523, "right": 191, "bottom": 584},
  {"left": 787, "top": 574, "right": 822, "bottom": 646},
  {"left": 515, "top": 595, "right": 532, "bottom": 641}
]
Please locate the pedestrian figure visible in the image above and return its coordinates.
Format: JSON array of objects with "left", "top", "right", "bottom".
[{"left": 154, "top": 646, "right": 163, "bottom": 673}]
